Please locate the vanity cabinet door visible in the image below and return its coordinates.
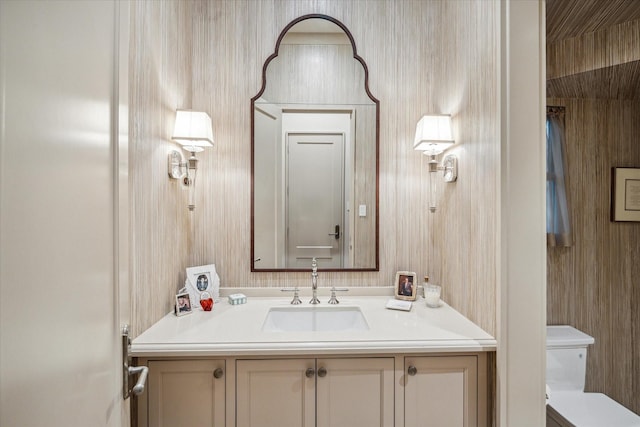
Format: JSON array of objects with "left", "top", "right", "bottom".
[
  {"left": 404, "top": 356, "right": 479, "bottom": 427},
  {"left": 236, "top": 357, "right": 393, "bottom": 427},
  {"left": 236, "top": 358, "right": 315, "bottom": 427},
  {"left": 145, "top": 359, "right": 226, "bottom": 427},
  {"left": 316, "top": 357, "right": 395, "bottom": 427}
]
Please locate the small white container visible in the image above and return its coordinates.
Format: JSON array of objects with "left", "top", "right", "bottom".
[
  {"left": 228, "top": 293, "right": 247, "bottom": 305},
  {"left": 425, "top": 284, "right": 441, "bottom": 308}
]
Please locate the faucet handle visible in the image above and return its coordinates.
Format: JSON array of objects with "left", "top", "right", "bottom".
[
  {"left": 281, "top": 288, "right": 302, "bottom": 305},
  {"left": 328, "top": 287, "right": 349, "bottom": 304}
]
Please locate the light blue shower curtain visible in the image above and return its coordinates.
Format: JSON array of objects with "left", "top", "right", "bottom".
[{"left": 546, "top": 107, "right": 572, "bottom": 247}]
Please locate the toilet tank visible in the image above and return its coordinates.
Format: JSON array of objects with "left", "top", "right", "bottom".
[{"left": 546, "top": 325, "right": 595, "bottom": 392}]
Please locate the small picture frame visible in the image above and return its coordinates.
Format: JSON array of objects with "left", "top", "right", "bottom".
[
  {"left": 185, "top": 264, "right": 220, "bottom": 305},
  {"left": 175, "top": 292, "right": 193, "bottom": 316},
  {"left": 612, "top": 167, "right": 640, "bottom": 222},
  {"left": 394, "top": 271, "right": 418, "bottom": 301}
]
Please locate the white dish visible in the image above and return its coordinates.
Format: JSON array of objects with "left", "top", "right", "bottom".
[{"left": 385, "top": 299, "right": 412, "bottom": 311}]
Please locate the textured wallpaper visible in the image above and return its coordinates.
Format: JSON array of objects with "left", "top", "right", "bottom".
[{"left": 130, "top": 0, "right": 499, "bottom": 338}]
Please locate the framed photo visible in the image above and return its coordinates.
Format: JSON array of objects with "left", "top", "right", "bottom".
[
  {"left": 185, "top": 264, "right": 220, "bottom": 306},
  {"left": 175, "top": 292, "right": 193, "bottom": 316},
  {"left": 394, "top": 271, "right": 418, "bottom": 301},
  {"left": 612, "top": 167, "right": 640, "bottom": 222}
]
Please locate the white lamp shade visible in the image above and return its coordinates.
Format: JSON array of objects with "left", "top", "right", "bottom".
[
  {"left": 413, "top": 114, "right": 454, "bottom": 154},
  {"left": 171, "top": 110, "right": 214, "bottom": 148}
]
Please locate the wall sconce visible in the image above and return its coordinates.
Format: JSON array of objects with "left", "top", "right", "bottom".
[
  {"left": 168, "top": 109, "right": 214, "bottom": 211},
  {"left": 413, "top": 114, "right": 458, "bottom": 212}
]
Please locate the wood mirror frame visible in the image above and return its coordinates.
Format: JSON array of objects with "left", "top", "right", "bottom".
[{"left": 250, "top": 14, "right": 379, "bottom": 272}]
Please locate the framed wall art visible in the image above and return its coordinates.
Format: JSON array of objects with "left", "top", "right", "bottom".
[{"left": 612, "top": 167, "right": 640, "bottom": 222}]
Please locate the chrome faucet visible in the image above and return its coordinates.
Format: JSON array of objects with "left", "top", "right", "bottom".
[{"left": 309, "top": 258, "right": 320, "bottom": 304}]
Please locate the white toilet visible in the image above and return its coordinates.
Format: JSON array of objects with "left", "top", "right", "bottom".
[{"left": 546, "top": 325, "right": 640, "bottom": 427}]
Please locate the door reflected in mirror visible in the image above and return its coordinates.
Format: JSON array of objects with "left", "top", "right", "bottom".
[{"left": 251, "top": 14, "right": 379, "bottom": 271}]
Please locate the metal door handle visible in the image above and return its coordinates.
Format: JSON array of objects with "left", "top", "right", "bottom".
[
  {"left": 317, "top": 367, "right": 327, "bottom": 377},
  {"left": 408, "top": 365, "right": 417, "bottom": 376},
  {"left": 328, "top": 225, "right": 340, "bottom": 239},
  {"left": 122, "top": 325, "right": 149, "bottom": 399},
  {"left": 214, "top": 368, "right": 224, "bottom": 379},
  {"left": 305, "top": 367, "right": 315, "bottom": 378},
  {"left": 128, "top": 365, "right": 149, "bottom": 396}
]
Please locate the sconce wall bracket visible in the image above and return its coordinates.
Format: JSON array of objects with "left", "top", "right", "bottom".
[
  {"left": 168, "top": 149, "right": 186, "bottom": 180},
  {"left": 427, "top": 154, "right": 458, "bottom": 182},
  {"left": 442, "top": 154, "right": 458, "bottom": 182}
]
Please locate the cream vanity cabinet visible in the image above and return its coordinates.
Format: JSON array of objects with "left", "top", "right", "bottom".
[
  {"left": 136, "top": 354, "right": 488, "bottom": 427},
  {"left": 137, "top": 359, "right": 226, "bottom": 427},
  {"left": 132, "top": 297, "right": 495, "bottom": 427},
  {"left": 236, "top": 357, "right": 395, "bottom": 427}
]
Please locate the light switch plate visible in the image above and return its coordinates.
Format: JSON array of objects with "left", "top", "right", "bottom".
[{"left": 358, "top": 204, "right": 367, "bottom": 217}]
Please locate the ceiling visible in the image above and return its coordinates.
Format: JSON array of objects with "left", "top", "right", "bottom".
[
  {"left": 547, "top": 0, "right": 640, "bottom": 43},
  {"left": 546, "top": 0, "right": 640, "bottom": 100}
]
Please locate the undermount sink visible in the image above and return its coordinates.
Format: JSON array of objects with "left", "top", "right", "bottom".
[{"left": 262, "top": 306, "right": 369, "bottom": 332}]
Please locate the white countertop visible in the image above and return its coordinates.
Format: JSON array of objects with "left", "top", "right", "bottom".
[{"left": 131, "top": 295, "right": 496, "bottom": 357}]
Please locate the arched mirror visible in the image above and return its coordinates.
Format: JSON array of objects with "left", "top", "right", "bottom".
[{"left": 251, "top": 14, "right": 379, "bottom": 272}]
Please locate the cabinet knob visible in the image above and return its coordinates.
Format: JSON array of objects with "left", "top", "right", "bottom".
[
  {"left": 407, "top": 365, "right": 417, "bottom": 376},
  {"left": 317, "top": 367, "right": 327, "bottom": 378},
  {"left": 305, "top": 368, "right": 315, "bottom": 378},
  {"left": 213, "top": 368, "right": 224, "bottom": 379}
]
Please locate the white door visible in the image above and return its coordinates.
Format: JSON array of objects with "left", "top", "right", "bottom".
[
  {"left": 236, "top": 359, "right": 316, "bottom": 427},
  {"left": 316, "top": 358, "right": 395, "bottom": 427},
  {"left": 0, "top": 1, "right": 129, "bottom": 426},
  {"left": 286, "top": 133, "right": 345, "bottom": 269}
]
